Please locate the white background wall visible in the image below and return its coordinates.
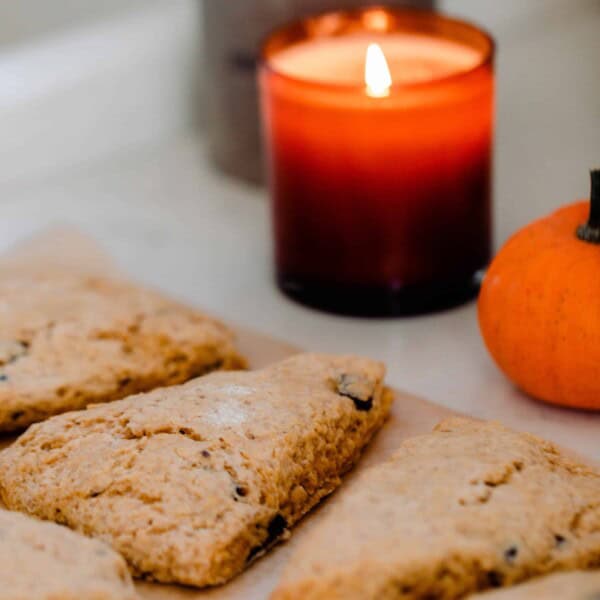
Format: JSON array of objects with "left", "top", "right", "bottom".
[
  {"left": 0, "top": 0, "right": 156, "bottom": 48},
  {"left": 0, "top": 1, "right": 598, "bottom": 243}
]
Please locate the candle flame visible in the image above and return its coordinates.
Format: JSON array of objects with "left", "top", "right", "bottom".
[{"left": 365, "top": 43, "right": 392, "bottom": 98}]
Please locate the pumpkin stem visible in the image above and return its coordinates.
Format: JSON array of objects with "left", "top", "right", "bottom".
[{"left": 576, "top": 169, "right": 600, "bottom": 243}]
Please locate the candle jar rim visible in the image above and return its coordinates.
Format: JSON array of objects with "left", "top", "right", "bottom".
[{"left": 260, "top": 6, "right": 495, "bottom": 93}]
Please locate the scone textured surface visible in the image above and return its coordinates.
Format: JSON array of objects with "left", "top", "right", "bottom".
[
  {"left": 0, "top": 353, "right": 391, "bottom": 587},
  {"left": 0, "top": 508, "right": 137, "bottom": 600},
  {"left": 469, "top": 570, "right": 600, "bottom": 599},
  {"left": 0, "top": 270, "right": 245, "bottom": 430},
  {"left": 272, "top": 417, "right": 600, "bottom": 600}
]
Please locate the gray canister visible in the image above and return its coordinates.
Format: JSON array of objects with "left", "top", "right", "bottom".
[{"left": 202, "top": 1, "right": 435, "bottom": 184}]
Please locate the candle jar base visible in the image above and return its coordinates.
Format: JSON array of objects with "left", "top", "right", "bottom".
[{"left": 277, "top": 271, "right": 483, "bottom": 317}]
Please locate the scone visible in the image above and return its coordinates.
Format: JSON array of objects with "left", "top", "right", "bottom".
[
  {"left": 0, "top": 269, "right": 245, "bottom": 431},
  {"left": 469, "top": 570, "right": 600, "bottom": 599},
  {"left": 0, "top": 353, "right": 392, "bottom": 587},
  {"left": 0, "top": 508, "right": 137, "bottom": 600},
  {"left": 271, "top": 418, "right": 600, "bottom": 599}
]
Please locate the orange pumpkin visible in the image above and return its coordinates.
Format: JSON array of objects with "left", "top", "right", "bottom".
[{"left": 479, "top": 170, "right": 600, "bottom": 410}]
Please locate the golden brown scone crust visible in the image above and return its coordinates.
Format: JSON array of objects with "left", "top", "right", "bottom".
[
  {"left": 0, "top": 509, "right": 138, "bottom": 600},
  {"left": 469, "top": 570, "right": 600, "bottom": 599},
  {"left": 0, "top": 270, "right": 245, "bottom": 430},
  {"left": 0, "top": 353, "right": 391, "bottom": 587},
  {"left": 271, "top": 418, "right": 600, "bottom": 600}
]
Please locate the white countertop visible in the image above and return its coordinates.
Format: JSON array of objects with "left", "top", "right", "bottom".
[
  {"left": 0, "top": 133, "right": 598, "bottom": 459},
  {"left": 0, "top": 0, "right": 598, "bottom": 458}
]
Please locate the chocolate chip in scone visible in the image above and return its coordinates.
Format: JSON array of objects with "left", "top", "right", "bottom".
[
  {"left": 201, "top": 450, "right": 211, "bottom": 458},
  {"left": 0, "top": 374, "right": 8, "bottom": 382},
  {"left": 118, "top": 377, "right": 132, "bottom": 389},
  {"left": 487, "top": 571, "right": 504, "bottom": 588},
  {"left": 503, "top": 545, "right": 519, "bottom": 564},
  {"left": 232, "top": 484, "right": 249, "bottom": 503},
  {"left": 246, "top": 543, "right": 263, "bottom": 563},
  {"left": 0, "top": 340, "right": 28, "bottom": 366},
  {"left": 246, "top": 514, "right": 289, "bottom": 564},
  {"left": 267, "top": 514, "right": 288, "bottom": 542},
  {"left": 336, "top": 373, "right": 374, "bottom": 412},
  {"left": 235, "top": 485, "right": 249, "bottom": 497},
  {"left": 554, "top": 534, "right": 567, "bottom": 547}
]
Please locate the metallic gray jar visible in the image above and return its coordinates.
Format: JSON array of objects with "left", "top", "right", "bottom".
[{"left": 202, "top": 1, "right": 435, "bottom": 184}]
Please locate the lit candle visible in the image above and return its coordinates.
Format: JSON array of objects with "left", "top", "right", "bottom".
[{"left": 259, "top": 8, "right": 495, "bottom": 316}]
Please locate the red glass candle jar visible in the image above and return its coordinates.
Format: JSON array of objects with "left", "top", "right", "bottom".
[{"left": 259, "top": 8, "right": 495, "bottom": 316}]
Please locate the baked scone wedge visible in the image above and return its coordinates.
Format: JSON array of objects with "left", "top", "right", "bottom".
[
  {"left": 0, "top": 508, "right": 137, "bottom": 600},
  {"left": 0, "top": 353, "right": 391, "bottom": 587},
  {"left": 0, "top": 269, "right": 245, "bottom": 431},
  {"left": 469, "top": 570, "right": 600, "bottom": 599},
  {"left": 271, "top": 418, "right": 600, "bottom": 600}
]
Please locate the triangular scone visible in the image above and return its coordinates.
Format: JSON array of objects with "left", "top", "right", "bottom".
[
  {"left": 0, "top": 509, "right": 138, "bottom": 600},
  {"left": 0, "top": 353, "right": 391, "bottom": 587},
  {"left": 271, "top": 418, "right": 600, "bottom": 600},
  {"left": 0, "top": 269, "right": 245, "bottom": 431},
  {"left": 469, "top": 570, "right": 600, "bottom": 599}
]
